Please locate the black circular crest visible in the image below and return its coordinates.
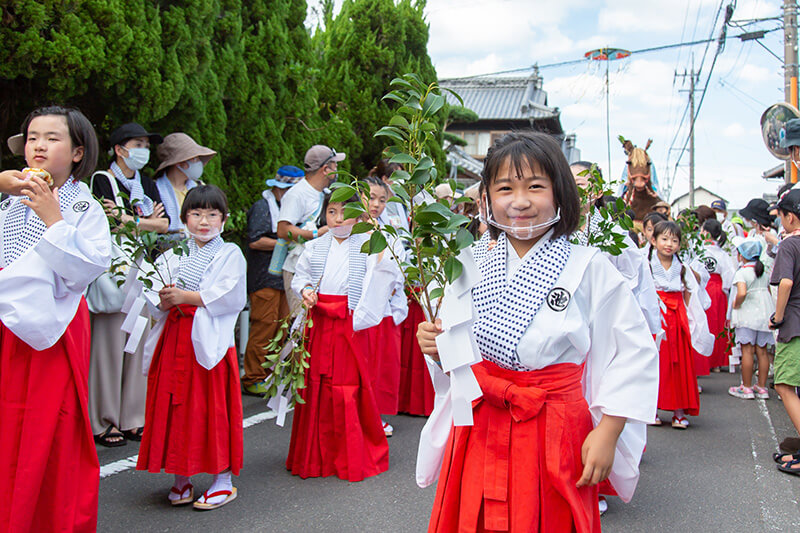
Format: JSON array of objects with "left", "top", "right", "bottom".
[
  {"left": 72, "top": 201, "right": 90, "bottom": 213},
  {"left": 0, "top": 199, "right": 11, "bottom": 211},
  {"left": 703, "top": 256, "right": 717, "bottom": 273},
  {"left": 546, "top": 287, "right": 571, "bottom": 312}
]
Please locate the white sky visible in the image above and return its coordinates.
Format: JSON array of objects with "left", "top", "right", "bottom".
[{"left": 309, "top": 0, "right": 790, "bottom": 208}]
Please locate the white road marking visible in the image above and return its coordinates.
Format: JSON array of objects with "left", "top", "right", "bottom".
[{"left": 99, "top": 410, "right": 278, "bottom": 479}]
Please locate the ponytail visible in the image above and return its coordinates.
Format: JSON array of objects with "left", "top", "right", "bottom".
[{"left": 754, "top": 258, "right": 764, "bottom": 278}]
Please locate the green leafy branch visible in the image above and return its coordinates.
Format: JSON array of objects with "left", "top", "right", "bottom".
[
  {"left": 571, "top": 164, "right": 634, "bottom": 256},
  {"left": 333, "top": 73, "right": 475, "bottom": 320},
  {"left": 675, "top": 211, "right": 706, "bottom": 262}
]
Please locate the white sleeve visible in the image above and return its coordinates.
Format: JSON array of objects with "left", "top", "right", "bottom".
[
  {"left": 290, "top": 240, "right": 315, "bottom": 298},
  {"left": 199, "top": 246, "right": 248, "bottom": 317},
  {"left": 277, "top": 189, "right": 303, "bottom": 224},
  {"left": 353, "top": 251, "right": 404, "bottom": 331},
  {"left": 35, "top": 206, "right": 111, "bottom": 289}
]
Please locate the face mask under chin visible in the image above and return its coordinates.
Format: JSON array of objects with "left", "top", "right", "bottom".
[
  {"left": 481, "top": 198, "right": 561, "bottom": 240},
  {"left": 330, "top": 224, "right": 353, "bottom": 238}
]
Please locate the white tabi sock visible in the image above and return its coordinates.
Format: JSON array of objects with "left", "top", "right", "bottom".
[
  {"left": 169, "top": 475, "right": 192, "bottom": 501},
  {"left": 202, "top": 471, "right": 234, "bottom": 505}
]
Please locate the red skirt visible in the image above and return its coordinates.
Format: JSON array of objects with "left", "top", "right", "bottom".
[
  {"left": 0, "top": 298, "right": 98, "bottom": 533},
  {"left": 286, "top": 294, "right": 388, "bottom": 481},
  {"left": 136, "top": 305, "right": 244, "bottom": 476},
  {"left": 429, "top": 360, "right": 600, "bottom": 533},
  {"left": 398, "top": 297, "right": 435, "bottom": 416},
  {"left": 365, "top": 315, "right": 401, "bottom": 415},
  {"left": 705, "top": 274, "right": 731, "bottom": 368},
  {"left": 657, "top": 291, "right": 700, "bottom": 415}
]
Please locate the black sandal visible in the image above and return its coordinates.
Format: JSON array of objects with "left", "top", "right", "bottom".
[
  {"left": 94, "top": 426, "right": 127, "bottom": 448},
  {"left": 122, "top": 427, "right": 144, "bottom": 442},
  {"left": 778, "top": 458, "right": 800, "bottom": 476},
  {"left": 772, "top": 452, "right": 800, "bottom": 464}
]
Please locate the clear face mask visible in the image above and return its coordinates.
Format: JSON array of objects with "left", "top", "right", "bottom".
[
  {"left": 185, "top": 223, "right": 224, "bottom": 243},
  {"left": 480, "top": 197, "right": 560, "bottom": 240},
  {"left": 330, "top": 223, "right": 353, "bottom": 238}
]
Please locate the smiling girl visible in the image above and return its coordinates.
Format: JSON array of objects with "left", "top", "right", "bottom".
[
  {"left": 416, "top": 132, "right": 658, "bottom": 532},
  {"left": 136, "top": 185, "right": 247, "bottom": 511},
  {"left": 0, "top": 106, "right": 111, "bottom": 532}
]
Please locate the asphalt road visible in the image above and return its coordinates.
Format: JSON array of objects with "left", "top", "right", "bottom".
[{"left": 96, "top": 371, "right": 800, "bottom": 532}]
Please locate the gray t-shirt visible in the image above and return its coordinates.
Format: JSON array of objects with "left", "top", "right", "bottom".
[{"left": 770, "top": 235, "right": 800, "bottom": 342}]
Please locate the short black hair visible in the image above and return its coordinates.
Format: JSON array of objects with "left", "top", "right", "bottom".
[
  {"left": 364, "top": 175, "right": 391, "bottom": 195},
  {"left": 481, "top": 131, "right": 580, "bottom": 239},
  {"left": 20, "top": 105, "right": 99, "bottom": 181},
  {"left": 570, "top": 160, "right": 603, "bottom": 180},
  {"left": 180, "top": 184, "right": 228, "bottom": 223},
  {"left": 643, "top": 211, "right": 668, "bottom": 228},
  {"left": 317, "top": 191, "right": 359, "bottom": 227}
]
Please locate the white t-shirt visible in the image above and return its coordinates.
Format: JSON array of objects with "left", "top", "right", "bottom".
[{"left": 277, "top": 178, "right": 325, "bottom": 272}]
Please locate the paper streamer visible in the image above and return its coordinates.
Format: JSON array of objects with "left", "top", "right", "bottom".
[
  {"left": 120, "top": 296, "right": 146, "bottom": 334},
  {"left": 124, "top": 316, "right": 148, "bottom": 354}
]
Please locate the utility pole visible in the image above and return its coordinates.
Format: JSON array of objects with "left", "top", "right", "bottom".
[
  {"left": 689, "top": 70, "right": 696, "bottom": 208},
  {"left": 676, "top": 60, "right": 699, "bottom": 208},
  {"left": 785, "top": 0, "right": 799, "bottom": 183}
]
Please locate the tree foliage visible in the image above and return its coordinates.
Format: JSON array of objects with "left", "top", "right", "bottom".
[{"left": 0, "top": 0, "right": 441, "bottom": 241}]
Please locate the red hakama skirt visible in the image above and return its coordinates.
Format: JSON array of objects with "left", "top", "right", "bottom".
[
  {"left": 398, "top": 297, "right": 434, "bottom": 416},
  {"left": 365, "top": 315, "right": 401, "bottom": 415},
  {"left": 0, "top": 298, "right": 98, "bottom": 533},
  {"left": 657, "top": 291, "right": 700, "bottom": 415},
  {"left": 136, "top": 305, "right": 244, "bottom": 476},
  {"left": 429, "top": 360, "right": 600, "bottom": 533},
  {"left": 286, "top": 294, "right": 388, "bottom": 481},
  {"left": 705, "top": 274, "right": 731, "bottom": 369}
]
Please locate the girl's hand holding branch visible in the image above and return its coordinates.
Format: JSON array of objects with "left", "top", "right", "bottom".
[
  {"left": 416, "top": 319, "right": 443, "bottom": 361},
  {"left": 301, "top": 287, "right": 318, "bottom": 308}
]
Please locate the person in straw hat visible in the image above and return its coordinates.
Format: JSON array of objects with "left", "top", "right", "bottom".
[{"left": 153, "top": 133, "right": 217, "bottom": 236}]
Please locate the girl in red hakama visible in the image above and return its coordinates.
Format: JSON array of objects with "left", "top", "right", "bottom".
[
  {"left": 417, "top": 132, "right": 659, "bottom": 532},
  {"left": 287, "top": 194, "right": 397, "bottom": 481},
  {"left": 399, "top": 293, "right": 435, "bottom": 416},
  {"left": 648, "top": 221, "right": 700, "bottom": 429},
  {"left": 0, "top": 106, "right": 111, "bottom": 532},
  {"left": 136, "top": 185, "right": 247, "bottom": 511},
  {"left": 700, "top": 219, "right": 735, "bottom": 369},
  {"left": 362, "top": 177, "right": 407, "bottom": 436}
]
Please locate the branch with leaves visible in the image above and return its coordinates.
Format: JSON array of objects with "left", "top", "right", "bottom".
[{"left": 571, "top": 164, "right": 634, "bottom": 256}]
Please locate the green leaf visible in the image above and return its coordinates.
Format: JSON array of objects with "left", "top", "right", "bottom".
[
  {"left": 455, "top": 227, "right": 474, "bottom": 250},
  {"left": 409, "top": 168, "right": 430, "bottom": 185},
  {"left": 350, "top": 221, "right": 374, "bottom": 235},
  {"left": 389, "top": 153, "right": 418, "bottom": 165},
  {"left": 429, "top": 287, "right": 444, "bottom": 300},
  {"left": 390, "top": 170, "right": 410, "bottom": 183},
  {"left": 374, "top": 126, "right": 407, "bottom": 143},
  {"left": 330, "top": 185, "right": 357, "bottom": 203},
  {"left": 368, "top": 230, "right": 388, "bottom": 254},
  {"left": 443, "top": 256, "right": 463, "bottom": 283},
  {"left": 422, "top": 93, "right": 445, "bottom": 117},
  {"left": 416, "top": 156, "right": 434, "bottom": 171},
  {"left": 441, "top": 87, "right": 465, "bottom": 106},
  {"left": 343, "top": 205, "right": 365, "bottom": 219},
  {"left": 382, "top": 91, "right": 406, "bottom": 104},
  {"left": 389, "top": 115, "right": 410, "bottom": 129}
]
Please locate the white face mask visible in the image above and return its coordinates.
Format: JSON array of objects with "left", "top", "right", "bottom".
[
  {"left": 330, "top": 224, "right": 353, "bottom": 238},
  {"left": 480, "top": 197, "right": 560, "bottom": 240},
  {"left": 179, "top": 160, "right": 204, "bottom": 181},
  {"left": 122, "top": 147, "right": 150, "bottom": 171}
]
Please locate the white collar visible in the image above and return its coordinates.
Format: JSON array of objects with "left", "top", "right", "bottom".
[{"left": 506, "top": 228, "right": 555, "bottom": 279}]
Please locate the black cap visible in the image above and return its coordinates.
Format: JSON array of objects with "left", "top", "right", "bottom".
[
  {"left": 109, "top": 123, "right": 163, "bottom": 149},
  {"left": 739, "top": 198, "right": 775, "bottom": 227},
  {"left": 782, "top": 118, "right": 800, "bottom": 149},
  {"left": 777, "top": 188, "right": 800, "bottom": 217}
]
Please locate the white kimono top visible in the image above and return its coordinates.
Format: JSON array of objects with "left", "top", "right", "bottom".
[
  {"left": 700, "top": 242, "right": 736, "bottom": 292},
  {"left": 648, "top": 253, "right": 715, "bottom": 356},
  {"left": 417, "top": 231, "right": 659, "bottom": 502},
  {"left": 291, "top": 232, "right": 405, "bottom": 332},
  {"left": 143, "top": 242, "right": 247, "bottom": 372},
  {"left": 0, "top": 180, "right": 111, "bottom": 349}
]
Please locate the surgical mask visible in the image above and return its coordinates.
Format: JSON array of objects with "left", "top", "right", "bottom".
[
  {"left": 481, "top": 197, "right": 560, "bottom": 240},
  {"left": 330, "top": 224, "right": 353, "bottom": 238},
  {"left": 179, "top": 160, "right": 204, "bottom": 181},
  {"left": 122, "top": 147, "right": 150, "bottom": 171}
]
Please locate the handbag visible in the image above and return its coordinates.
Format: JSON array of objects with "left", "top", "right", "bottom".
[{"left": 85, "top": 171, "right": 130, "bottom": 314}]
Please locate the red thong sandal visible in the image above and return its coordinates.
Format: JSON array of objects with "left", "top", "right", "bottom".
[
  {"left": 169, "top": 484, "right": 194, "bottom": 506},
  {"left": 193, "top": 487, "right": 238, "bottom": 511}
]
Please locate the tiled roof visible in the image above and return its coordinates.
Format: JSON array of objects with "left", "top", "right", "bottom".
[{"left": 439, "top": 74, "right": 559, "bottom": 121}]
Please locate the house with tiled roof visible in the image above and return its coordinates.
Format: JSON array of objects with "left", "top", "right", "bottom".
[{"left": 440, "top": 68, "right": 580, "bottom": 166}]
